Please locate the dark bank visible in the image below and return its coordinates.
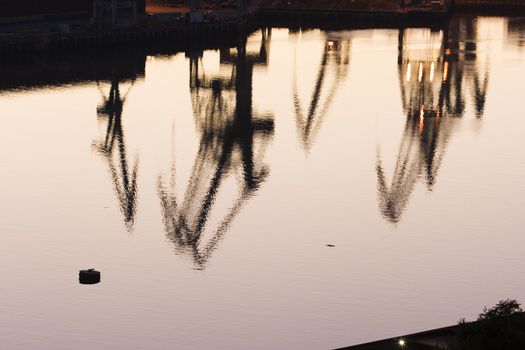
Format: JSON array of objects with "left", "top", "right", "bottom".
[{"left": 2, "top": 0, "right": 525, "bottom": 54}]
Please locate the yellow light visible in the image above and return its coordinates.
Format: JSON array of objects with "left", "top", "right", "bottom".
[
  {"left": 443, "top": 61, "right": 448, "bottom": 81},
  {"left": 406, "top": 63, "right": 411, "bottom": 81},
  {"left": 430, "top": 62, "right": 435, "bottom": 82},
  {"left": 419, "top": 107, "right": 425, "bottom": 133},
  {"left": 398, "top": 339, "right": 406, "bottom": 346},
  {"left": 418, "top": 63, "right": 423, "bottom": 82}
]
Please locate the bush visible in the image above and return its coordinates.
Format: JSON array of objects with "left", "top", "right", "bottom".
[
  {"left": 478, "top": 299, "right": 522, "bottom": 320},
  {"left": 451, "top": 299, "right": 525, "bottom": 350}
]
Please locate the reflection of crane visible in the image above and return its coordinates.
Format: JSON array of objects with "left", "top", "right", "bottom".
[
  {"left": 507, "top": 17, "right": 525, "bottom": 49},
  {"left": 443, "top": 15, "right": 489, "bottom": 120},
  {"left": 94, "top": 72, "right": 139, "bottom": 232},
  {"left": 377, "top": 18, "right": 489, "bottom": 224},
  {"left": 292, "top": 31, "right": 351, "bottom": 153},
  {"left": 158, "top": 29, "right": 274, "bottom": 269}
]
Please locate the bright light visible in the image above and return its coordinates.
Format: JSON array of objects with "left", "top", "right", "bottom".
[
  {"left": 419, "top": 108, "right": 425, "bottom": 133},
  {"left": 398, "top": 339, "right": 406, "bottom": 346},
  {"left": 443, "top": 61, "right": 448, "bottom": 81}
]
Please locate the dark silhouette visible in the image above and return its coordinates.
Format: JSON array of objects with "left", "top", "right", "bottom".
[
  {"left": 157, "top": 29, "right": 274, "bottom": 269},
  {"left": 93, "top": 64, "right": 143, "bottom": 232},
  {"left": 292, "top": 30, "right": 351, "bottom": 153},
  {"left": 507, "top": 17, "right": 525, "bottom": 49},
  {"left": 376, "top": 15, "right": 489, "bottom": 224},
  {"left": 453, "top": 299, "right": 525, "bottom": 350},
  {"left": 79, "top": 268, "right": 101, "bottom": 284},
  {"left": 337, "top": 299, "right": 525, "bottom": 350}
]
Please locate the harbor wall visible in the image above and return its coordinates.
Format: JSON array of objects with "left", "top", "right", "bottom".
[
  {"left": 454, "top": 0, "right": 525, "bottom": 9},
  {"left": 0, "top": 0, "right": 91, "bottom": 18},
  {"left": 0, "top": 19, "right": 247, "bottom": 54}
]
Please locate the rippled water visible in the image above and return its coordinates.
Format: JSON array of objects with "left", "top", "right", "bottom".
[{"left": 1, "top": 14, "right": 525, "bottom": 350}]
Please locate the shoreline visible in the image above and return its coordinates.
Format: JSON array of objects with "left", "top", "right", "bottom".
[
  {"left": 335, "top": 311, "right": 525, "bottom": 349},
  {"left": 1, "top": 2, "right": 525, "bottom": 55}
]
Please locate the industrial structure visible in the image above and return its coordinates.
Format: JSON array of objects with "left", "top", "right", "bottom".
[
  {"left": 92, "top": 0, "right": 144, "bottom": 24},
  {"left": 0, "top": 0, "right": 146, "bottom": 22},
  {"left": 0, "top": 0, "right": 91, "bottom": 21}
]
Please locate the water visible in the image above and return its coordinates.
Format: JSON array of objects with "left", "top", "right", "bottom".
[{"left": 1, "top": 14, "right": 525, "bottom": 350}]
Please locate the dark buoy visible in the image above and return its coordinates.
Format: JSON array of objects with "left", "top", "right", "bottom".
[{"left": 79, "top": 268, "right": 100, "bottom": 284}]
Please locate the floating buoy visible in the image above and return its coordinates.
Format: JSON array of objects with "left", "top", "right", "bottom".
[{"left": 79, "top": 268, "right": 100, "bottom": 284}]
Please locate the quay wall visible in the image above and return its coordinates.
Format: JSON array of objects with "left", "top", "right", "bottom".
[
  {"left": 0, "top": 0, "right": 91, "bottom": 18},
  {"left": 2, "top": 1, "right": 525, "bottom": 55},
  {"left": 0, "top": 19, "right": 251, "bottom": 55},
  {"left": 256, "top": 9, "right": 450, "bottom": 29},
  {"left": 454, "top": 0, "right": 525, "bottom": 9}
]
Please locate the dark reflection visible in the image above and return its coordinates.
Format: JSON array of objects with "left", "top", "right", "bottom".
[
  {"left": 377, "top": 15, "right": 489, "bottom": 224},
  {"left": 157, "top": 29, "right": 274, "bottom": 269},
  {"left": 93, "top": 56, "right": 145, "bottom": 231},
  {"left": 0, "top": 51, "right": 146, "bottom": 93},
  {"left": 0, "top": 49, "right": 147, "bottom": 231},
  {"left": 292, "top": 30, "right": 351, "bottom": 153},
  {"left": 0, "top": 17, "right": 507, "bottom": 258},
  {"left": 507, "top": 17, "right": 525, "bottom": 48}
]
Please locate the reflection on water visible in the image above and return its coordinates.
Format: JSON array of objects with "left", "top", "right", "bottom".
[
  {"left": 93, "top": 70, "right": 142, "bottom": 232},
  {"left": 508, "top": 17, "right": 525, "bottom": 48},
  {"left": 292, "top": 32, "right": 350, "bottom": 153},
  {"left": 157, "top": 29, "right": 274, "bottom": 268},
  {"left": 0, "top": 15, "right": 500, "bottom": 244},
  {"left": 1, "top": 16, "right": 495, "bottom": 247},
  {"left": 2, "top": 14, "right": 525, "bottom": 350},
  {"left": 377, "top": 16, "right": 489, "bottom": 223}
]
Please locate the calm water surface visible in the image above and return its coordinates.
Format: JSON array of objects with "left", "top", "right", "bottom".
[{"left": 1, "top": 14, "right": 525, "bottom": 350}]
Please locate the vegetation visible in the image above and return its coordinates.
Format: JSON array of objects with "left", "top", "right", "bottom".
[{"left": 451, "top": 299, "right": 525, "bottom": 350}]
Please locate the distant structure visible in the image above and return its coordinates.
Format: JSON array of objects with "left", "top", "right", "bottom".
[
  {"left": 402, "top": 0, "right": 448, "bottom": 10},
  {"left": 0, "top": 0, "right": 145, "bottom": 24},
  {"left": 92, "top": 0, "right": 139, "bottom": 25},
  {"left": 0, "top": 0, "right": 91, "bottom": 23}
]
